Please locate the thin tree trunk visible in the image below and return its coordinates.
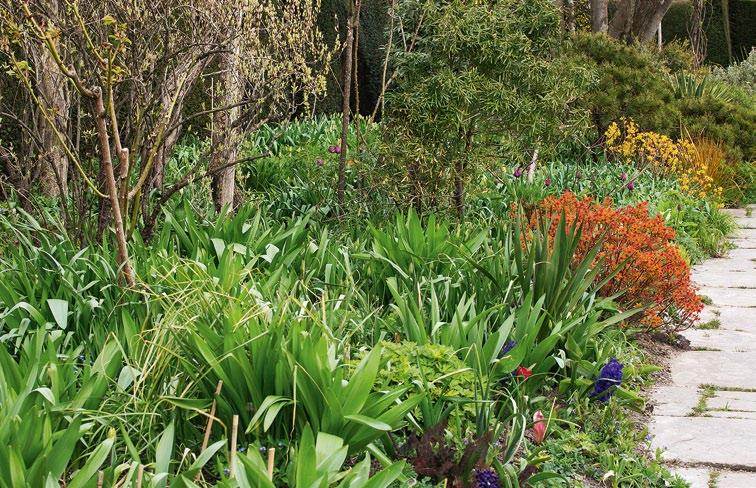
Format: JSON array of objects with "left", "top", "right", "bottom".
[
  {"left": 591, "top": 0, "right": 609, "bottom": 33},
  {"left": 453, "top": 159, "right": 464, "bottom": 218},
  {"left": 453, "top": 128, "right": 473, "bottom": 219},
  {"left": 721, "top": 0, "right": 732, "bottom": 64},
  {"left": 34, "top": 0, "right": 70, "bottom": 199},
  {"left": 93, "top": 87, "right": 135, "bottom": 287},
  {"left": 338, "top": 3, "right": 355, "bottom": 218},
  {"left": 210, "top": 24, "right": 244, "bottom": 212},
  {"left": 564, "top": 0, "right": 576, "bottom": 33}
]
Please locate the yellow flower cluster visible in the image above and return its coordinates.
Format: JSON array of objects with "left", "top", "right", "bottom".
[{"left": 605, "top": 118, "right": 723, "bottom": 203}]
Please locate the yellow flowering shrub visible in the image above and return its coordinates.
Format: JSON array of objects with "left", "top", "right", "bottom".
[{"left": 605, "top": 118, "right": 723, "bottom": 203}]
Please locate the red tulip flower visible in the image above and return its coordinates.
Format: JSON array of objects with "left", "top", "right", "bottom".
[{"left": 515, "top": 366, "right": 532, "bottom": 379}]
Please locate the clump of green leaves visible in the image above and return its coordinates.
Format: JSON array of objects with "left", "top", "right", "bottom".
[{"left": 378, "top": 0, "right": 593, "bottom": 215}]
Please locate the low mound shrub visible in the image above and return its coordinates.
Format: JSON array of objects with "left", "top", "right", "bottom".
[{"left": 536, "top": 192, "right": 703, "bottom": 331}]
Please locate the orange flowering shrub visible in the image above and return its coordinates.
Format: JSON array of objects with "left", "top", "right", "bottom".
[{"left": 535, "top": 192, "right": 703, "bottom": 330}]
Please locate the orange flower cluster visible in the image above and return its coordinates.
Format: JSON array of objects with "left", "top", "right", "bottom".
[{"left": 535, "top": 193, "right": 703, "bottom": 331}]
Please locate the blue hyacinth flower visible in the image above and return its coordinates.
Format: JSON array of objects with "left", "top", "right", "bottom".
[{"left": 591, "top": 357, "right": 624, "bottom": 401}]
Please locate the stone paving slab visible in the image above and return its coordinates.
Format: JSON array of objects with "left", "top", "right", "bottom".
[
  {"left": 692, "top": 271, "right": 756, "bottom": 288},
  {"left": 705, "top": 410, "right": 756, "bottom": 420},
  {"left": 670, "top": 351, "right": 756, "bottom": 389},
  {"left": 708, "top": 390, "right": 756, "bottom": 412},
  {"left": 697, "top": 287, "right": 756, "bottom": 308},
  {"left": 722, "top": 207, "right": 755, "bottom": 219},
  {"left": 718, "top": 471, "right": 756, "bottom": 487},
  {"left": 730, "top": 238, "right": 756, "bottom": 249},
  {"left": 736, "top": 219, "right": 756, "bottom": 229},
  {"left": 652, "top": 385, "right": 700, "bottom": 416},
  {"left": 694, "top": 257, "right": 756, "bottom": 271},
  {"left": 669, "top": 467, "right": 710, "bottom": 488},
  {"left": 651, "top": 209, "right": 756, "bottom": 484},
  {"left": 697, "top": 306, "right": 756, "bottom": 333},
  {"left": 650, "top": 416, "right": 756, "bottom": 467},
  {"left": 721, "top": 247, "right": 756, "bottom": 260},
  {"left": 733, "top": 228, "right": 756, "bottom": 240},
  {"left": 683, "top": 328, "right": 756, "bottom": 352}
]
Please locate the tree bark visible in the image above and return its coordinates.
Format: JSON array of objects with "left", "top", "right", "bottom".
[
  {"left": 33, "top": 0, "right": 70, "bottom": 199},
  {"left": 210, "top": 25, "right": 244, "bottom": 212},
  {"left": 608, "top": 0, "right": 674, "bottom": 42},
  {"left": 338, "top": 2, "right": 356, "bottom": 218},
  {"left": 453, "top": 128, "right": 473, "bottom": 219},
  {"left": 93, "top": 87, "right": 135, "bottom": 287},
  {"left": 591, "top": 0, "right": 609, "bottom": 33},
  {"left": 148, "top": 58, "right": 206, "bottom": 195},
  {"left": 564, "top": 0, "right": 576, "bottom": 33},
  {"left": 633, "top": 0, "right": 674, "bottom": 43},
  {"left": 721, "top": 0, "right": 732, "bottom": 64},
  {"left": 608, "top": 0, "right": 636, "bottom": 40}
]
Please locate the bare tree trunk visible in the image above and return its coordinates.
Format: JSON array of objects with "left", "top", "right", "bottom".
[
  {"left": 33, "top": 0, "right": 70, "bottom": 199},
  {"left": 338, "top": 2, "right": 356, "bottom": 218},
  {"left": 608, "top": 0, "right": 674, "bottom": 42},
  {"left": 608, "top": 0, "right": 636, "bottom": 40},
  {"left": 591, "top": 0, "right": 609, "bottom": 33},
  {"left": 453, "top": 128, "right": 473, "bottom": 219},
  {"left": 93, "top": 87, "right": 135, "bottom": 287},
  {"left": 210, "top": 26, "right": 243, "bottom": 212},
  {"left": 721, "top": 0, "right": 732, "bottom": 64},
  {"left": 634, "top": 0, "right": 674, "bottom": 43},
  {"left": 148, "top": 59, "right": 206, "bottom": 195},
  {"left": 453, "top": 159, "right": 464, "bottom": 218}
]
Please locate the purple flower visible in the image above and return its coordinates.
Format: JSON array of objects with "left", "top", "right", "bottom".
[
  {"left": 316, "top": 158, "right": 324, "bottom": 167},
  {"left": 513, "top": 167, "right": 523, "bottom": 178},
  {"left": 544, "top": 178, "right": 552, "bottom": 187},
  {"left": 333, "top": 145, "right": 342, "bottom": 154},
  {"left": 474, "top": 468, "right": 501, "bottom": 488},
  {"left": 626, "top": 180, "right": 635, "bottom": 191},
  {"left": 499, "top": 340, "right": 517, "bottom": 358},
  {"left": 620, "top": 172, "right": 628, "bottom": 182},
  {"left": 327, "top": 145, "right": 336, "bottom": 154},
  {"left": 591, "top": 358, "right": 623, "bottom": 401}
]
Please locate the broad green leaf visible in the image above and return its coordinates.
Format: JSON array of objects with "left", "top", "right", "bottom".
[
  {"left": 47, "top": 299, "right": 69, "bottom": 329},
  {"left": 68, "top": 437, "right": 114, "bottom": 488},
  {"left": 344, "top": 414, "right": 391, "bottom": 431}
]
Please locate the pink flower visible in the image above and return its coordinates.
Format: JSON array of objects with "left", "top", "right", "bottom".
[
  {"left": 532, "top": 410, "right": 547, "bottom": 444},
  {"left": 333, "top": 145, "right": 342, "bottom": 154},
  {"left": 544, "top": 178, "right": 552, "bottom": 187},
  {"left": 620, "top": 172, "right": 628, "bottom": 182},
  {"left": 626, "top": 180, "right": 635, "bottom": 191},
  {"left": 327, "top": 146, "right": 336, "bottom": 154},
  {"left": 513, "top": 167, "right": 523, "bottom": 178},
  {"left": 316, "top": 158, "right": 324, "bottom": 167}
]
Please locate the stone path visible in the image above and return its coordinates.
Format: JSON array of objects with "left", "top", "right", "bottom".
[{"left": 650, "top": 206, "right": 756, "bottom": 488}]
